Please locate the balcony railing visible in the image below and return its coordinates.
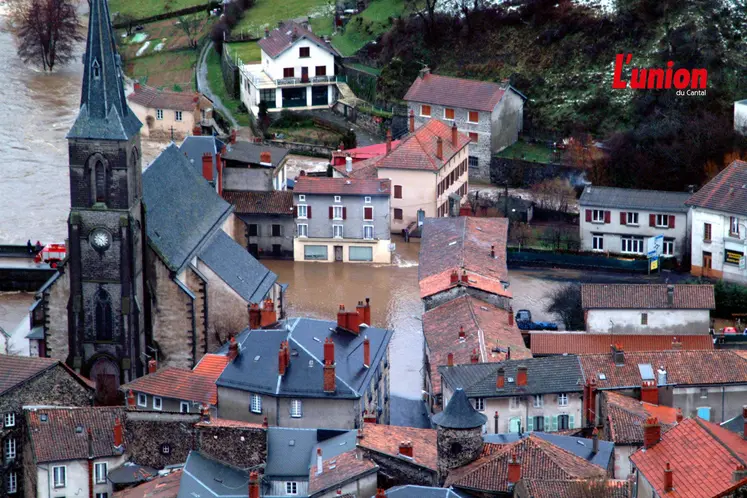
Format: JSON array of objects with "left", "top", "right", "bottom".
[{"left": 276, "top": 75, "right": 337, "bottom": 87}]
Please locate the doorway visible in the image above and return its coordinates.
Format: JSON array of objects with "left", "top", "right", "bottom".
[
  {"left": 334, "top": 245, "right": 343, "bottom": 262},
  {"left": 301, "top": 67, "right": 309, "bottom": 82},
  {"left": 703, "top": 251, "right": 712, "bottom": 276},
  {"left": 249, "top": 243, "right": 259, "bottom": 258},
  {"left": 89, "top": 357, "right": 121, "bottom": 406}
]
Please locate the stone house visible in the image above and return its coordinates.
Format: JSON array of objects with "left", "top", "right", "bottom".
[
  {"left": 581, "top": 284, "right": 715, "bottom": 335},
  {"left": 578, "top": 185, "right": 692, "bottom": 261},
  {"left": 222, "top": 190, "right": 296, "bottom": 259},
  {"left": 439, "top": 356, "right": 584, "bottom": 435},
  {"left": 687, "top": 159, "right": 747, "bottom": 281},
  {"left": 404, "top": 68, "right": 526, "bottom": 181},
  {"left": 0, "top": 355, "right": 94, "bottom": 497},
  {"left": 220, "top": 141, "right": 290, "bottom": 191},
  {"left": 127, "top": 84, "right": 214, "bottom": 139},
  {"left": 292, "top": 176, "right": 392, "bottom": 263}
]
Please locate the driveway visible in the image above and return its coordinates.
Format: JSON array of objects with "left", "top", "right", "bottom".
[{"left": 197, "top": 42, "right": 239, "bottom": 130}]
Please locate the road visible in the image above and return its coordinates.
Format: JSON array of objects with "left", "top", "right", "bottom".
[{"left": 197, "top": 42, "right": 239, "bottom": 130}]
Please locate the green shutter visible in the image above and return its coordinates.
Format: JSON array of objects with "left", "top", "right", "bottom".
[
  {"left": 544, "top": 416, "right": 551, "bottom": 432},
  {"left": 569, "top": 415, "right": 575, "bottom": 429},
  {"left": 552, "top": 415, "right": 558, "bottom": 432},
  {"left": 527, "top": 416, "right": 533, "bottom": 432}
]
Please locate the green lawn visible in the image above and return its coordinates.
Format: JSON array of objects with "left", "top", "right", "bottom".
[
  {"left": 345, "top": 62, "right": 381, "bottom": 76},
  {"left": 226, "top": 41, "right": 262, "bottom": 63},
  {"left": 233, "top": 0, "right": 333, "bottom": 33},
  {"left": 125, "top": 49, "right": 198, "bottom": 90},
  {"left": 495, "top": 140, "right": 561, "bottom": 164},
  {"left": 109, "top": 0, "right": 212, "bottom": 20},
  {"left": 331, "top": 0, "right": 405, "bottom": 56},
  {"left": 206, "top": 48, "right": 252, "bottom": 126}
]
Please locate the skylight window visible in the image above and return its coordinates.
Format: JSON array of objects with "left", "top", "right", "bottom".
[{"left": 638, "top": 364, "right": 655, "bottom": 381}]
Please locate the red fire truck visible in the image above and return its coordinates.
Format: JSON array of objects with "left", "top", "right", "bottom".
[{"left": 34, "top": 244, "right": 66, "bottom": 268}]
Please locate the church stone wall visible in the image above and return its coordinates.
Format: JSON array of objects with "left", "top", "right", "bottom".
[
  {"left": 45, "top": 268, "right": 71, "bottom": 361},
  {"left": 196, "top": 261, "right": 249, "bottom": 349}
]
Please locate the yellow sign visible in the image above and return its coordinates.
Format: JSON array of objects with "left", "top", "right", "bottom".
[
  {"left": 725, "top": 249, "right": 744, "bottom": 265},
  {"left": 650, "top": 258, "right": 659, "bottom": 271}
]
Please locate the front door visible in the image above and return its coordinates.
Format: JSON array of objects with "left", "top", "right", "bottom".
[
  {"left": 509, "top": 417, "right": 521, "bottom": 433},
  {"left": 703, "top": 251, "right": 712, "bottom": 276},
  {"left": 89, "top": 357, "right": 121, "bottom": 406},
  {"left": 249, "top": 244, "right": 259, "bottom": 258},
  {"left": 334, "top": 245, "right": 343, "bottom": 262},
  {"left": 301, "top": 67, "right": 309, "bottom": 82}
]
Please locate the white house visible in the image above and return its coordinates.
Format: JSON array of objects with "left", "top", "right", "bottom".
[
  {"left": 581, "top": 284, "right": 715, "bottom": 335},
  {"left": 239, "top": 22, "right": 339, "bottom": 116},
  {"left": 735, "top": 99, "right": 747, "bottom": 135},
  {"left": 687, "top": 159, "right": 747, "bottom": 281}
]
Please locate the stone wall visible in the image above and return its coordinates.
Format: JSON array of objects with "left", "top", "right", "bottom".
[
  {"left": 195, "top": 261, "right": 249, "bottom": 349},
  {"left": 44, "top": 267, "right": 71, "bottom": 361},
  {"left": 490, "top": 156, "right": 586, "bottom": 188},
  {"left": 124, "top": 411, "right": 201, "bottom": 468},
  {"left": 197, "top": 424, "right": 266, "bottom": 468},
  {"left": 436, "top": 426, "right": 483, "bottom": 485}
]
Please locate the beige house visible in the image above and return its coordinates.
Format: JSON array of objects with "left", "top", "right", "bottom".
[
  {"left": 334, "top": 119, "right": 471, "bottom": 234},
  {"left": 127, "top": 83, "right": 215, "bottom": 139}
]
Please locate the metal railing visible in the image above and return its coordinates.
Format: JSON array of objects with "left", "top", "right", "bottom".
[{"left": 276, "top": 75, "right": 336, "bottom": 87}]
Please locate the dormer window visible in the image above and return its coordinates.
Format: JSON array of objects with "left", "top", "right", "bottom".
[{"left": 92, "top": 59, "right": 100, "bottom": 80}]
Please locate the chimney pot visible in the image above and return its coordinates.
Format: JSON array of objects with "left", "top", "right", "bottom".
[
  {"left": 363, "top": 297, "right": 371, "bottom": 326},
  {"left": 436, "top": 137, "right": 443, "bottom": 160},
  {"left": 641, "top": 380, "right": 659, "bottom": 405},
  {"left": 345, "top": 155, "right": 353, "bottom": 173},
  {"left": 447, "top": 352, "right": 454, "bottom": 367},
  {"left": 491, "top": 244, "right": 495, "bottom": 258},
  {"left": 470, "top": 349, "right": 479, "bottom": 364},
  {"left": 643, "top": 416, "right": 661, "bottom": 449},
  {"left": 450, "top": 270, "right": 459, "bottom": 285},
  {"left": 113, "top": 417, "right": 123, "bottom": 448},
  {"left": 508, "top": 453, "right": 521, "bottom": 484},
  {"left": 664, "top": 462, "right": 674, "bottom": 491},
  {"left": 148, "top": 359, "right": 157, "bottom": 374},
  {"left": 496, "top": 367, "right": 505, "bottom": 388},
  {"left": 249, "top": 302, "right": 261, "bottom": 330},
  {"left": 202, "top": 153, "right": 214, "bottom": 182},
  {"left": 451, "top": 121, "right": 458, "bottom": 146},
  {"left": 409, "top": 109, "right": 415, "bottom": 133},
  {"left": 126, "top": 390, "right": 136, "bottom": 408},
  {"left": 386, "top": 129, "right": 392, "bottom": 155},
  {"left": 260, "top": 299, "right": 277, "bottom": 327},
  {"left": 363, "top": 410, "right": 377, "bottom": 424},
  {"left": 461, "top": 270, "right": 469, "bottom": 284},
  {"left": 260, "top": 151, "right": 272, "bottom": 165},
  {"left": 611, "top": 344, "right": 625, "bottom": 365},
  {"left": 363, "top": 336, "right": 371, "bottom": 368},
  {"left": 249, "top": 471, "right": 260, "bottom": 498},
  {"left": 376, "top": 489, "right": 386, "bottom": 498},
  {"left": 278, "top": 346, "right": 287, "bottom": 376},
  {"left": 134, "top": 82, "right": 141, "bottom": 91},
  {"left": 324, "top": 337, "right": 335, "bottom": 365},
  {"left": 676, "top": 409, "right": 683, "bottom": 423},
  {"left": 398, "top": 440, "right": 413, "bottom": 458},
  {"left": 200, "top": 404, "right": 210, "bottom": 423},
  {"left": 517, "top": 366, "right": 528, "bottom": 386}
]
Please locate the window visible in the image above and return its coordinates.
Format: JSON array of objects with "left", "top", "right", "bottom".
[
  {"left": 315, "top": 65, "right": 326, "bottom": 76},
  {"left": 175, "top": 111, "right": 183, "bottom": 122},
  {"left": 153, "top": 396, "right": 162, "bottom": 410},
  {"left": 297, "top": 205, "right": 308, "bottom": 218},
  {"left": 4, "top": 413, "right": 15, "bottom": 427},
  {"left": 363, "top": 225, "right": 374, "bottom": 240},
  {"left": 468, "top": 156, "right": 479, "bottom": 169},
  {"left": 558, "top": 393, "right": 568, "bottom": 406},
  {"left": 286, "top": 482, "right": 298, "bottom": 495},
  {"left": 180, "top": 401, "right": 190, "bottom": 413},
  {"left": 394, "top": 185, "right": 402, "bottom": 199},
  {"left": 137, "top": 393, "right": 147, "bottom": 407},
  {"left": 95, "top": 289, "right": 113, "bottom": 341},
  {"left": 161, "top": 443, "right": 171, "bottom": 455},
  {"left": 304, "top": 245, "right": 328, "bottom": 260},
  {"left": 509, "top": 397, "right": 519, "bottom": 410},
  {"left": 704, "top": 223, "right": 712, "bottom": 241},
  {"left": 700, "top": 388, "right": 708, "bottom": 399},
  {"left": 533, "top": 395, "right": 544, "bottom": 408},
  {"left": 290, "top": 399, "right": 303, "bottom": 418},
  {"left": 333, "top": 224, "right": 344, "bottom": 238},
  {"left": 297, "top": 224, "right": 308, "bottom": 238},
  {"left": 272, "top": 224, "right": 282, "bottom": 237},
  {"left": 591, "top": 209, "right": 605, "bottom": 223},
  {"left": 533, "top": 416, "right": 545, "bottom": 431},
  {"left": 7, "top": 472, "right": 16, "bottom": 494},
  {"left": 394, "top": 208, "right": 403, "bottom": 220},
  {"left": 641, "top": 313, "right": 648, "bottom": 325},
  {"left": 334, "top": 195, "right": 342, "bottom": 203},
  {"left": 156, "top": 109, "right": 163, "bottom": 120},
  {"left": 731, "top": 216, "right": 740, "bottom": 236},
  {"left": 250, "top": 394, "right": 262, "bottom": 413},
  {"left": 259, "top": 89, "right": 276, "bottom": 108},
  {"left": 468, "top": 111, "right": 479, "bottom": 123},
  {"left": 663, "top": 239, "right": 674, "bottom": 256},
  {"left": 420, "top": 105, "right": 431, "bottom": 117},
  {"left": 622, "top": 237, "right": 644, "bottom": 254},
  {"left": 333, "top": 205, "right": 343, "bottom": 219},
  {"left": 655, "top": 214, "right": 669, "bottom": 227},
  {"left": 248, "top": 224, "right": 259, "bottom": 237},
  {"left": 94, "top": 160, "right": 107, "bottom": 203},
  {"left": 96, "top": 494, "right": 109, "bottom": 498},
  {"left": 350, "top": 246, "right": 373, "bottom": 261},
  {"left": 283, "top": 68, "right": 294, "bottom": 78},
  {"left": 468, "top": 132, "right": 478, "bottom": 143},
  {"left": 364, "top": 196, "right": 371, "bottom": 203},
  {"left": 627, "top": 212, "right": 639, "bottom": 225},
  {"left": 53, "top": 466, "right": 66, "bottom": 488},
  {"left": 299, "top": 47, "right": 310, "bottom": 58},
  {"left": 299, "top": 195, "right": 306, "bottom": 202},
  {"left": 364, "top": 206, "right": 373, "bottom": 221},
  {"left": 557, "top": 414, "right": 570, "bottom": 430},
  {"left": 474, "top": 398, "right": 485, "bottom": 411},
  {"left": 697, "top": 407, "right": 711, "bottom": 421},
  {"left": 4, "top": 438, "right": 15, "bottom": 461},
  {"left": 444, "top": 108, "right": 455, "bottom": 120},
  {"left": 592, "top": 234, "right": 604, "bottom": 251},
  {"left": 94, "top": 462, "right": 107, "bottom": 484}
]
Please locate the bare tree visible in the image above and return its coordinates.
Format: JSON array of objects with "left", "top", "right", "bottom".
[
  {"left": 117, "top": 13, "right": 136, "bottom": 36},
  {"left": 531, "top": 178, "right": 575, "bottom": 213},
  {"left": 405, "top": 0, "right": 438, "bottom": 36},
  {"left": 15, "top": 0, "right": 82, "bottom": 71},
  {"left": 176, "top": 15, "right": 202, "bottom": 50},
  {"left": 545, "top": 283, "right": 584, "bottom": 330}
]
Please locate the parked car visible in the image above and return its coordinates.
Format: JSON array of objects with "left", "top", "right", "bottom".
[{"left": 515, "top": 309, "right": 558, "bottom": 331}]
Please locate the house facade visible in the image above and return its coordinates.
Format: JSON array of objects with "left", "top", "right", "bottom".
[
  {"left": 578, "top": 186, "right": 691, "bottom": 261},
  {"left": 687, "top": 160, "right": 747, "bottom": 281},
  {"left": 222, "top": 190, "right": 296, "bottom": 259},
  {"left": 240, "top": 22, "right": 339, "bottom": 116},
  {"left": 292, "top": 177, "right": 392, "bottom": 263},
  {"left": 403, "top": 68, "right": 525, "bottom": 181},
  {"left": 127, "top": 84, "right": 214, "bottom": 139}
]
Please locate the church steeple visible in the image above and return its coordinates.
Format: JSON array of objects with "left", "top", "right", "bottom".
[{"left": 67, "top": 0, "right": 141, "bottom": 140}]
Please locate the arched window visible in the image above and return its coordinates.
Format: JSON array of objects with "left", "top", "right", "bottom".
[
  {"left": 94, "top": 160, "right": 106, "bottom": 204},
  {"left": 131, "top": 147, "right": 139, "bottom": 168},
  {"left": 95, "top": 289, "right": 113, "bottom": 341},
  {"left": 92, "top": 59, "right": 100, "bottom": 80}
]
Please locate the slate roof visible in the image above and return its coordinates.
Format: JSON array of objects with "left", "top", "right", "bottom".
[
  {"left": 221, "top": 141, "right": 289, "bottom": 167},
  {"left": 386, "top": 486, "right": 463, "bottom": 498},
  {"left": 177, "top": 451, "right": 248, "bottom": 498},
  {"left": 258, "top": 21, "right": 338, "bottom": 58},
  {"left": 579, "top": 185, "right": 691, "bottom": 213},
  {"left": 482, "top": 432, "right": 614, "bottom": 470},
  {"left": 198, "top": 230, "right": 277, "bottom": 303},
  {"left": 581, "top": 284, "right": 715, "bottom": 310},
  {"left": 630, "top": 417, "right": 747, "bottom": 498},
  {"left": 578, "top": 350, "right": 747, "bottom": 389},
  {"left": 721, "top": 411, "right": 746, "bottom": 436},
  {"left": 113, "top": 470, "right": 182, "bottom": 498},
  {"left": 423, "top": 295, "right": 531, "bottom": 394},
  {"left": 358, "top": 423, "right": 438, "bottom": 471},
  {"left": 216, "top": 317, "right": 393, "bottom": 399},
  {"left": 266, "top": 427, "right": 332, "bottom": 478},
  {"left": 179, "top": 135, "right": 225, "bottom": 180},
  {"left": 419, "top": 217, "right": 510, "bottom": 298},
  {"left": 517, "top": 479, "right": 630, "bottom": 498},
  {"left": 439, "top": 355, "right": 584, "bottom": 399},
  {"left": 128, "top": 85, "right": 203, "bottom": 111},
  {"left": 143, "top": 144, "right": 233, "bottom": 272},
  {"left": 433, "top": 388, "right": 487, "bottom": 429},
  {"left": 445, "top": 434, "right": 606, "bottom": 493},
  {"left": 0, "top": 354, "right": 58, "bottom": 395},
  {"left": 687, "top": 160, "right": 747, "bottom": 216},
  {"left": 403, "top": 73, "right": 508, "bottom": 112},
  {"left": 331, "top": 140, "right": 402, "bottom": 163},
  {"left": 602, "top": 391, "right": 679, "bottom": 445},
  {"left": 68, "top": 0, "right": 141, "bottom": 140},
  {"left": 294, "top": 176, "right": 391, "bottom": 196},
  {"left": 308, "top": 449, "right": 378, "bottom": 494},
  {"left": 530, "top": 332, "right": 714, "bottom": 356},
  {"left": 223, "top": 190, "right": 294, "bottom": 215},
  {"left": 108, "top": 463, "right": 159, "bottom": 485},
  {"left": 26, "top": 407, "right": 124, "bottom": 463}
]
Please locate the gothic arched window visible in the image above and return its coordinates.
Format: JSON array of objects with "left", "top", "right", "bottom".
[
  {"left": 92, "top": 59, "right": 101, "bottom": 80},
  {"left": 95, "top": 289, "right": 113, "bottom": 341},
  {"left": 94, "top": 160, "right": 107, "bottom": 204}
]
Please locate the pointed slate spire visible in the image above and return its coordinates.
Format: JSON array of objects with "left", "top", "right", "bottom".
[
  {"left": 67, "top": 0, "right": 141, "bottom": 140},
  {"left": 433, "top": 388, "right": 487, "bottom": 429}
]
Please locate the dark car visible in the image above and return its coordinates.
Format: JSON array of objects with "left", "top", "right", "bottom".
[{"left": 515, "top": 309, "right": 558, "bottom": 331}]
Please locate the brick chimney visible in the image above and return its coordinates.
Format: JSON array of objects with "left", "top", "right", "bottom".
[
  {"left": 459, "top": 326, "right": 466, "bottom": 341},
  {"left": 451, "top": 122, "right": 458, "bottom": 146},
  {"left": 671, "top": 337, "right": 682, "bottom": 350},
  {"left": 113, "top": 417, "right": 123, "bottom": 448},
  {"left": 470, "top": 349, "right": 479, "bottom": 364},
  {"left": 664, "top": 463, "right": 674, "bottom": 491},
  {"left": 347, "top": 309, "right": 362, "bottom": 334},
  {"left": 447, "top": 352, "right": 454, "bottom": 367},
  {"left": 461, "top": 270, "right": 469, "bottom": 284},
  {"left": 496, "top": 367, "right": 505, "bottom": 388},
  {"left": 584, "top": 379, "right": 598, "bottom": 426},
  {"left": 517, "top": 366, "right": 528, "bottom": 386},
  {"left": 127, "top": 390, "right": 136, "bottom": 408},
  {"left": 508, "top": 453, "right": 521, "bottom": 484},
  {"left": 249, "top": 472, "right": 260, "bottom": 498},
  {"left": 324, "top": 339, "right": 336, "bottom": 393},
  {"left": 260, "top": 151, "right": 272, "bottom": 165},
  {"left": 363, "top": 298, "right": 371, "bottom": 326},
  {"left": 676, "top": 409, "right": 683, "bottom": 423},
  {"left": 641, "top": 380, "right": 658, "bottom": 405},
  {"left": 134, "top": 82, "right": 141, "bottom": 91},
  {"left": 494, "top": 411, "right": 499, "bottom": 433},
  {"left": 376, "top": 490, "right": 386, "bottom": 498},
  {"left": 363, "top": 336, "right": 371, "bottom": 368},
  {"left": 611, "top": 343, "right": 625, "bottom": 366},
  {"left": 450, "top": 270, "right": 459, "bottom": 285},
  {"left": 316, "top": 447, "right": 323, "bottom": 475},
  {"left": 592, "top": 427, "right": 599, "bottom": 455},
  {"left": 337, "top": 304, "right": 347, "bottom": 330},
  {"left": 356, "top": 300, "right": 366, "bottom": 322},
  {"left": 643, "top": 417, "right": 661, "bottom": 449},
  {"left": 200, "top": 404, "right": 210, "bottom": 424},
  {"left": 363, "top": 410, "right": 376, "bottom": 423},
  {"left": 227, "top": 336, "right": 239, "bottom": 361},
  {"left": 398, "top": 441, "right": 413, "bottom": 458},
  {"left": 249, "top": 303, "right": 261, "bottom": 329},
  {"left": 202, "top": 153, "right": 213, "bottom": 182},
  {"left": 436, "top": 137, "right": 443, "bottom": 160},
  {"left": 386, "top": 129, "right": 392, "bottom": 155},
  {"left": 409, "top": 109, "right": 415, "bottom": 133},
  {"left": 261, "top": 299, "right": 277, "bottom": 327},
  {"left": 324, "top": 337, "right": 335, "bottom": 365},
  {"left": 278, "top": 343, "right": 287, "bottom": 376},
  {"left": 148, "top": 359, "right": 157, "bottom": 374},
  {"left": 508, "top": 307, "right": 514, "bottom": 327}
]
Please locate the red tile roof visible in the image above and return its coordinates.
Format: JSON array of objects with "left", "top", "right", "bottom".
[
  {"left": 258, "top": 21, "right": 338, "bottom": 58},
  {"left": 445, "top": 434, "right": 605, "bottom": 493},
  {"left": 127, "top": 85, "right": 203, "bottom": 111},
  {"left": 630, "top": 417, "right": 747, "bottom": 498},
  {"left": 113, "top": 470, "right": 182, "bottom": 498},
  {"left": 358, "top": 423, "right": 438, "bottom": 471},
  {"left": 0, "top": 355, "right": 80, "bottom": 395},
  {"left": 27, "top": 407, "right": 125, "bottom": 463},
  {"left": 404, "top": 73, "right": 508, "bottom": 112},
  {"left": 603, "top": 391, "right": 679, "bottom": 444},
  {"left": 222, "top": 190, "right": 294, "bottom": 215},
  {"left": 517, "top": 479, "right": 630, "bottom": 498},
  {"left": 331, "top": 140, "right": 402, "bottom": 165},
  {"left": 581, "top": 284, "right": 715, "bottom": 309},
  {"left": 423, "top": 295, "right": 531, "bottom": 394},
  {"left": 687, "top": 160, "right": 747, "bottom": 216},
  {"left": 293, "top": 177, "right": 391, "bottom": 196},
  {"left": 530, "top": 333, "right": 714, "bottom": 356},
  {"left": 578, "top": 350, "right": 747, "bottom": 389},
  {"left": 308, "top": 449, "right": 378, "bottom": 494}
]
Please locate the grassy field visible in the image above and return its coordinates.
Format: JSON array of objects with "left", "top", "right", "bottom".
[
  {"left": 225, "top": 41, "right": 262, "bottom": 63},
  {"left": 495, "top": 140, "right": 562, "bottom": 164},
  {"left": 124, "top": 49, "right": 198, "bottom": 90},
  {"left": 331, "top": 0, "right": 405, "bottom": 56},
  {"left": 109, "top": 0, "right": 212, "bottom": 20},
  {"left": 233, "top": 0, "right": 333, "bottom": 34},
  {"left": 206, "top": 48, "right": 252, "bottom": 126},
  {"left": 308, "top": 15, "right": 334, "bottom": 36}
]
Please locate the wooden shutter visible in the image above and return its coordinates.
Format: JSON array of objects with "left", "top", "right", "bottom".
[
  {"left": 394, "top": 185, "right": 402, "bottom": 199},
  {"left": 604, "top": 211, "right": 611, "bottom": 224},
  {"left": 569, "top": 415, "right": 574, "bottom": 429},
  {"left": 293, "top": 206, "right": 297, "bottom": 218},
  {"left": 364, "top": 207, "right": 373, "bottom": 220},
  {"left": 669, "top": 216, "right": 675, "bottom": 229},
  {"left": 342, "top": 207, "right": 347, "bottom": 220},
  {"left": 551, "top": 415, "right": 558, "bottom": 432},
  {"left": 527, "top": 416, "right": 534, "bottom": 432},
  {"left": 307, "top": 206, "right": 312, "bottom": 218},
  {"left": 585, "top": 209, "right": 591, "bottom": 222},
  {"left": 620, "top": 212, "right": 626, "bottom": 225},
  {"left": 329, "top": 206, "right": 333, "bottom": 219}
]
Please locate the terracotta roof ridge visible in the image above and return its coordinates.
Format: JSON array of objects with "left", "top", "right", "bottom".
[
  {"left": 465, "top": 294, "right": 488, "bottom": 362},
  {"left": 693, "top": 417, "right": 747, "bottom": 466},
  {"left": 448, "top": 439, "right": 516, "bottom": 484},
  {"left": 412, "top": 124, "right": 439, "bottom": 170},
  {"left": 528, "top": 435, "right": 600, "bottom": 477}
]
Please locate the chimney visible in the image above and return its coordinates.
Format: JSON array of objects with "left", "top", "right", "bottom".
[
  {"left": 363, "top": 336, "right": 371, "bottom": 368},
  {"left": 344, "top": 155, "right": 353, "bottom": 173},
  {"left": 283, "top": 340, "right": 290, "bottom": 370},
  {"left": 88, "top": 427, "right": 94, "bottom": 458},
  {"left": 261, "top": 299, "right": 277, "bottom": 327},
  {"left": 494, "top": 411, "right": 499, "bottom": 434},
  {"left": 202, "top": 153, "right": 213, "bottom": 182},
  {"left": 398, "top": 441, "right": 413, "bottom": 458},
  {"left": 671, "top": 337, "right": 682, "bottom": 350},
  {"left": 386, "top": 129, "right": 392, "bottom": 154},
  {"left": 641, "top": 380, "right": 658, "bottom": 405},
  {"left": 664, "top": 463, "right": 674, "bottom": 491},
  {"left": 278, "top": 344, "right": 287, "bottom": 376},
  {"left": 264, "top": 27, "right": 270, "bottom": 38},
  {"left": 337, "top": 304, "right": 347, "bottom": 330},
  {"left": 148, "top": 359, "right": 157, "bottom": 374},
  {"left": 436, "top": 137, "right": 443, "bottom": 160},
  {"left": 508, "top": 307, "right": 514, "bottom": 327},
  {"left": 347, "top": 310, "right": 362, "bottom": 334},
  {"left": 584, "top": 379, "right": 598, "bottom": 426},
  {"left": 249, "top": 303, "right": 261, "bottom": 329},
  {"left": 316, "top": 448, "right": 324, "bottom": 475},
  {"left": 450, "top": 270, "right": 459, "bottom": 285},
  {"left": 592, "top": 428, "right": 599, "bottom": 455},
  {"left": 667, "top": 285, "right": 674, "bottom": 306},
  {"left": 496, "top": 367, "right": 505, "bottom": 388},
  {"left": 363, "top": 297, "right": 371, "bottom": 326},
  {"left": 409, "top": 109, "right": 415, "bottom": 133},
  {"left": 447, "top": 352, "right": 454, "bottom": 367},
  {"left": 643, "top": 416, "right": 661, "bottom": 449},
  {"left": 507, "top": 453, "right": 521, "bottom": 484},
  {"left": 227, "top": 336, "right": 239, "bottom": 361},
  {"left": 451, "top": 122, "right": 458, "bottom": 146},
  {"left": 200, "top": 404, "right": 210, "bottom": 424},
  {"left": 470, "top": 349, "right": 479, "bottom": 364},
  {"left": 743, "top": 406, "right": 747, "bottom": 439},
  {"left": 733, "top": 464, "right": 747, "bottom": 483},
  {"left": 249, "top": 471, "right": 260, "bottom": 498},
  {"left": 292, "top": 26, "right": 298, "bottom": 39},
  {"left": 126, "top": 390, "right": 136, "bottom": 408},
  {"left": 611, "top": 344, "right": 625, "bottom": 366},
  {"left": 356, "top": 300, "right": 366, "bottom": 322},
  {"left": 461, "top": 270, "right": 469, "bottom": 284},
  {"left": 657, "top": 366, "right": 668, "bottom": 386},
  {"left": 363, "top": 410, "right": 377, "bottom": 424},
  {"left": 113, "top": 417, "right": 123, "bottom": 448},
  {"left": 458, "top": 325, "right": 466, "bottom": 341},
  {"left": 260, "top": 151, "right": 272, "bottom": 166},
  {"left": 507, "top": 347, "right": 511, "bottom": 360},
  {"left": 517, "top": 366, "right": 528, "bottom": 386},
  {"left": 324, "top": 339, "right": 336, "bottom": 393},
  {"left": 192, "top": 125, "right": 202, "bottom": 136},
  {"left": 418, "top": 66, "right": 430, "bottom": 79},
  {"left": 491, "top": 245, "right": 495, "bottom": 258}
]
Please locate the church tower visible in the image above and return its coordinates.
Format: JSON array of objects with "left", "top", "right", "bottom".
[{"left": 66, "top": 0, "right": 146, "bottom": 402}]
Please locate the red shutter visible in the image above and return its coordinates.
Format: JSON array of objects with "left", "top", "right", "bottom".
[
  {"left": 669, "top": 216, "right": 675, "bottom": 229},
  {"left": 329, "top": 206, "right": 333, "bottom": 219},
  {"left": 293, "top": 206, "right": 297, "bottom": 218},
  {"left": 364, "top": 207, "right": 373, "bottom": 220},
  {"left": 343, "top": 207, "right": 347, "bottom": 220},
  {"left": 585, "top": 209, "right": 592, "bottom": 222},
  {"left": 620, "top": 212, "right": 626, "bottom": 225},
  {"left": 649, "top": 214, "right": 655, "bottom": 227},
  {"left": 604, "top": 211, "right": 611, "bottom": 224},
  {"left": 307, "top": 206, "right": 312, "bottom": 218}
]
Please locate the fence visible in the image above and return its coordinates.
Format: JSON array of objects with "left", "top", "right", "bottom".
[
  {"left": 221, "top": 44, "right": 241, "bottom": 100},
  {"left": 507, "top": 249, "right": 650, "bottom": 273},
  {"left": 111, "top": 1, "right": 221, "bottom": 28}
]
